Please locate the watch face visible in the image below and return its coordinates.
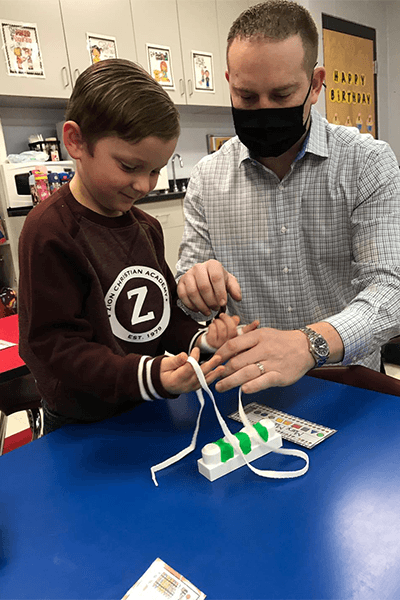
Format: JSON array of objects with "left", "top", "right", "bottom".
[{"left": 314, "top": 337, "right": 329, "bottom": 357}]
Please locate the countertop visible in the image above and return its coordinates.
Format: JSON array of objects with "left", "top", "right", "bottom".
[
  {"left": 7, "top": 190, "right": 186, "bottom": 217},
  {"left": 136, "top": 190, "right": 185, "bottom": 205}
]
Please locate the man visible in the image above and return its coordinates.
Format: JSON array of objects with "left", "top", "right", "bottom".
[{"left": 176, "top": 0, "right": 400, "bottom": 394}]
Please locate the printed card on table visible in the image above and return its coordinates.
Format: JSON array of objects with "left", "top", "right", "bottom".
[{"left": 122, "top": 557, "right": 206, "bottom": 599}]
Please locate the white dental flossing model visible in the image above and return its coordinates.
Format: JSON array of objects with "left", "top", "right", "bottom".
[
  {"left": 150, "top": 356, "right": 309, "bottom": 486},
  {"left": 197, "top": 417, "right": 282, "bottom": 482}
]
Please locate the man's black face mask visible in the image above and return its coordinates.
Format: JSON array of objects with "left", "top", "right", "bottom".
[{"left": 231, "top": 76, "right": 314, "bottom": 158}]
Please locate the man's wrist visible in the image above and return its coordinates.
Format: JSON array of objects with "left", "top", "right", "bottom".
[
  {"left": 297, "top": 326, "right": 330, "bottom": 368},
  {"left": 307, "top": 321, "right": 345, "bottom": 364}
]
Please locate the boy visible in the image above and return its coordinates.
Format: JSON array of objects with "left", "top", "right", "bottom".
[{"left": 18, "top": 59, "right": 256, "bottom": 434}]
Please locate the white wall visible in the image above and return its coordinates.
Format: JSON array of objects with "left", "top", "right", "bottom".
[
  {"left": 170, "top": 105, "right": 235, "bottom": 178},
  {"left": 386, "top": 0, "right": 400, "bottom": 159},
  {"left": 0, "top": 106, "right": 64, "bottom": 157},
  {"left": 0, "top": 103, "right": 236, "bottom": 181},
  {"left": 179, "top": 0, "right": 400, "bottom": 163},
  {"left": 178, "top": 0, "right": 400, "bottom": 164}
]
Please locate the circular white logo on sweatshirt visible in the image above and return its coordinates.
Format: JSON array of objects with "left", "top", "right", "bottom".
[{"left": 105, "top": 266, "right": 170, "bottom": 342}]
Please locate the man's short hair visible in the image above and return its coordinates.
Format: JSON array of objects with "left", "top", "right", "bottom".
[
  {"left": 65, "top": 58, "right": 180, "bottom": 151},
  {"left": 227, "top": 0, "right": 318, "bottom": 76}
]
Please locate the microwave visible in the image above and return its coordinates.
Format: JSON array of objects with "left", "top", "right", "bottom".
[{"left": 0, "top": 160, "right": 75, "bottom": 210}]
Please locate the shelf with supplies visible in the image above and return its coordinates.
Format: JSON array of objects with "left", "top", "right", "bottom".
[{"left": 0, "top": 159, "right": 74, "bottom": 289}]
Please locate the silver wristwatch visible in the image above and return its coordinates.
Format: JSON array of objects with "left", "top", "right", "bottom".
[{"left": 298, "top": 327, "right": 330, "bottom": 368}]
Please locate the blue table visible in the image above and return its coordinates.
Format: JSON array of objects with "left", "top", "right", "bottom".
[{"left": 1, "top": 376, "right": 399, "bottom": 600}]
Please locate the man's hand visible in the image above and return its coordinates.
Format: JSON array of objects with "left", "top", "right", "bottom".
[
  {"left": 177, "top": 259, "right": 242, "bottom": 316},
  {"left": 214, "top": 327, "right": 315, "bottom": 394},
  {"left": 160, "top": 347, "right": 223, "bottom": 395}
]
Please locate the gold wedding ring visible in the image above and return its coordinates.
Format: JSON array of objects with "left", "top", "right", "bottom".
[{"left": 256, "top": 362, "right": 265, "bottom": 375}]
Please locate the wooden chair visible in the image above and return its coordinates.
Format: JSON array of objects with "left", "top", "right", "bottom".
[
  {"left": 307, "top": 364, "right": 400, "bottom": 397},
  {"left": 0, "top": 372, "right": 42, "bottom": 455}
]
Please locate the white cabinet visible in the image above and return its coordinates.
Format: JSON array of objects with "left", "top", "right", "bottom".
[
  {"left": 176, "top": 0, "right": 225, "bottom": 106},
  {"left": 215, "top": 0, "right": 252, "bottom": 106},
  {"left": 139, "top": 198, "right": 184, "bottom": 275},
  {"left": 0, "top": 0, "right": 71, "bottom": 98},
  {"left": 59, "top": 0, "right": 137, "bottom": 87},
  {"left": 0, "top": 0, "right": 137, "bottom": 99},
  {"left": 131, "top": 0, "right": 226, "bottom": 106},
  {"left": 0, "top": 0, "right": 252, "bottom": 106}
]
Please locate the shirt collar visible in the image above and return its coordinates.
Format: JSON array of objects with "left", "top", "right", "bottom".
[
  {"left": 237, "top": 106, "right": 329, "bottom": 167},
  {"left": 304, "top": 107, "right": 329, "bottom": 159}
]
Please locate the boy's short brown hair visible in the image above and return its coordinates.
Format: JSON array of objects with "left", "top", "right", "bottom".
[
  {"left": 227, "top": 0, "right": 318, "bottom": 76},
  {"left": 65, "top": 58, "right": 180, "bottom": 151}
]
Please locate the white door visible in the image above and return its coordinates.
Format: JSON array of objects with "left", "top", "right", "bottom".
[
  {"left": 177, "top": 0, "right": 225, "bottom": 106},
  {"left": 216, "top": 0, "right": 251, "bottom": 106},
  {"left": 130, "top": 0, "right": 187, "bottom": 105}
]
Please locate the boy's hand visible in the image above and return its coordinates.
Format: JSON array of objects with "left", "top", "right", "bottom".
[
  {"left": 199, "top": 312, "right": 260, "bottom": 351},
  {"left": 160, "top": 347, "right": 223, "bottom": 395}
]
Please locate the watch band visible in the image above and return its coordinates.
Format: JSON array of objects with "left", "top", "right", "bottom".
[{"left": 298, "top": 327, "right": 330, "bottom": 368}]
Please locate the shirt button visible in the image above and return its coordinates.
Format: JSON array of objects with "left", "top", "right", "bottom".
[
  {"left": 281, "top": 226, "right": 288, "bottom": 234},
  {"left": 278, "top": 184, "right": 284, "bottom": 191},
  {"left": 283, "top": 267, "right": 290, "bottom": 274},
  {"left": 287, "top": 305, "right": 293, "bottom": 313}
]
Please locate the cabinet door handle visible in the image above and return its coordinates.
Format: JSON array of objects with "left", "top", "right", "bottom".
[
  {"left": 73, "top": 68, "right": 80, "bottom": 84},
  {"left": 61, "top": 66, "right": 70, "bottom": 88},
  {"left": 156, "top": 214, "right": 169, "bottom": 225},
  {"left": 179, "top": 78, "right": 185, "bottom": 96},
  {"left": 187, "top": 79, "right": 194, "bottom": 96}
]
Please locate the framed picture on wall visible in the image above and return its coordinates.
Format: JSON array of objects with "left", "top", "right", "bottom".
[
  {"left": 1, "top": 20, "right": 45, "bottom": 77},
  {"left": 87, "top": 33, "right": 118, "bottom": 65},
  {"left": 147, "top": 44, "right": 175, "bottom": 89},
  {"left": 192, "top": 51, "right": 214, "bottom": 92},
  {"left": 206, "top": 135, "right": 232, "bottom": 154}
]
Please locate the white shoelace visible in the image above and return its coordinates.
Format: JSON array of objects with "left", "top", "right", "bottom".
[{"left": 151, "top": 356, "right": 309, "bottom": 486}]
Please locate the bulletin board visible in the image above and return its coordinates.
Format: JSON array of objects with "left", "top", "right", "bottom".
[{"left": 322, "top": 14, "right": 377, "bottom": 138}]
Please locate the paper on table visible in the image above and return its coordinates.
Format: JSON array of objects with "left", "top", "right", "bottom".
[
  {"left": 0, "top": 339, "right": 16, "bottom": 351},
  {"left": 122, "top": 557, "right": 206, "bottom": 599}
]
